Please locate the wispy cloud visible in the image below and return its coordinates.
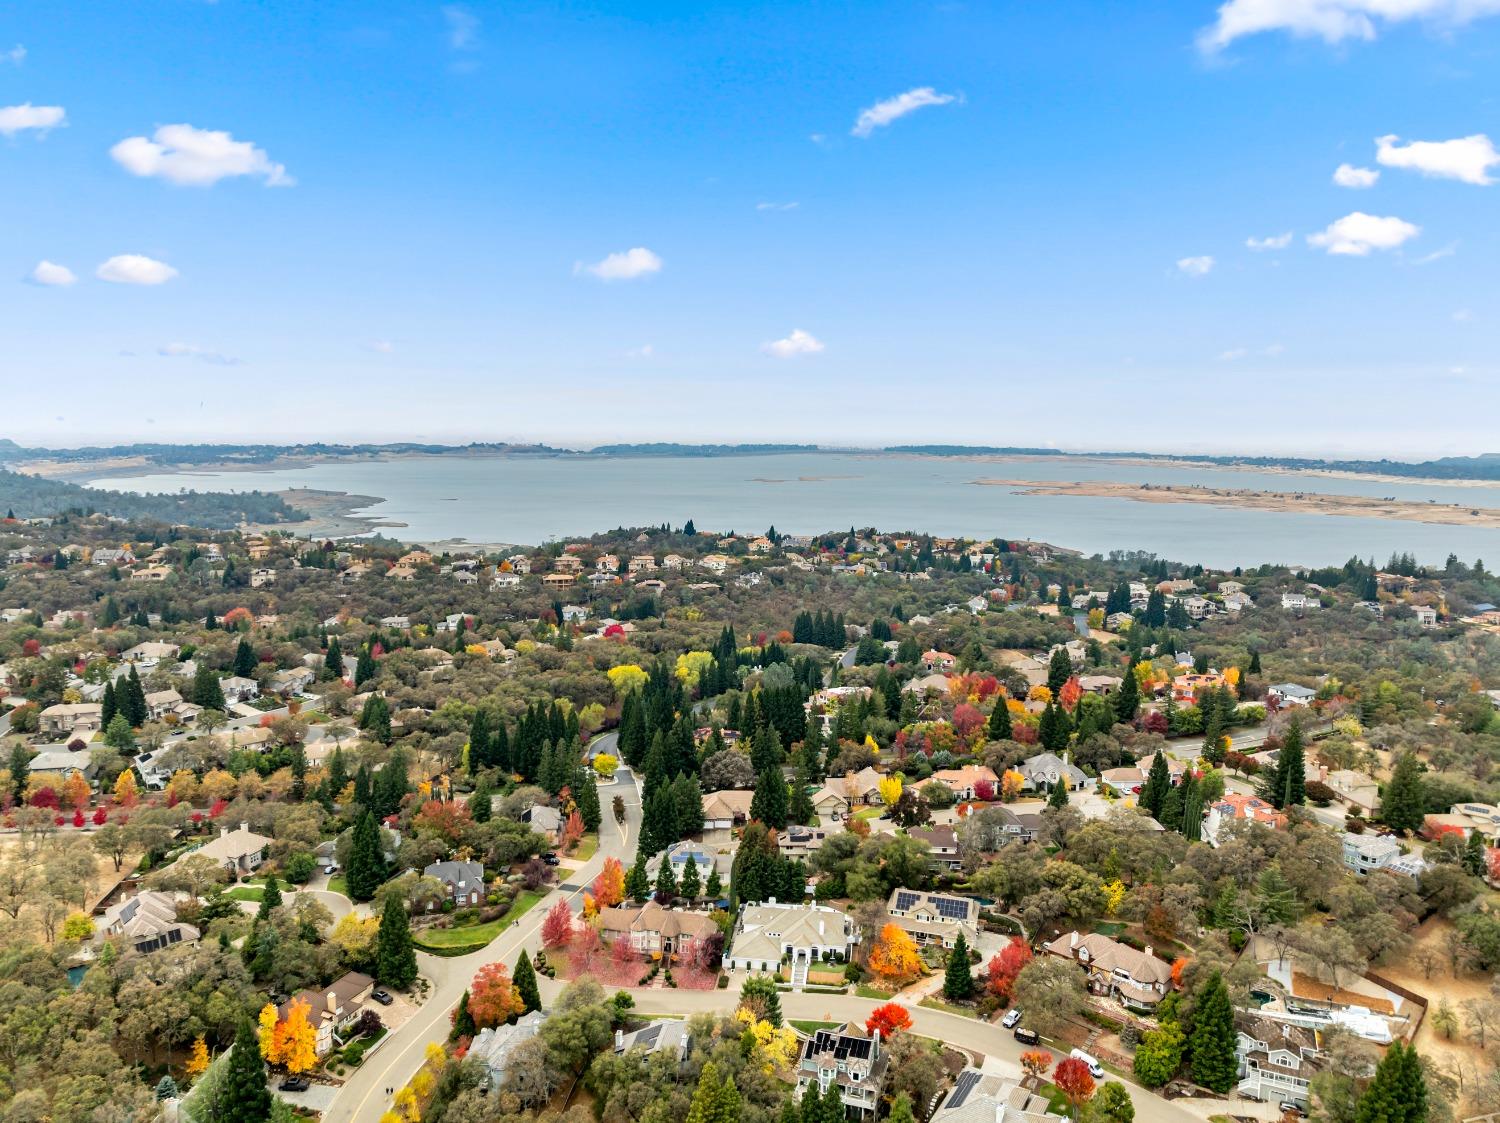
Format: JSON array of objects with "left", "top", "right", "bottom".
[
  {"left": 575, "top": 247, "right": 663, "bottom": 282},
  {"left": 1307, "top": 212, "right": 1420, "bottom": 256},
  {"left": 1177, "top": 255, "right": 1215, "bottom": 277},
  {"left": 443, "top": 6, "right": 480, "bottom": 50},
  {"left": 158, "top": 342, "right": 240, "bottom": 366},
  {"left": 626, "top": 344, "right": 655, "bottom": 359},
  {"left": 1333, "top": 163, "right": 1379, "bottom": 189},
  {"left": 762, "top": 329, "right": 825, "bottom": 359},
  {"left": 96, "top": 254, "right": 179, "bottom": 285},
  {"left": 1198, "top": 0, "right": 1500, "bottom": 52},
  {"left": 2, "top": 45, "right": 24, "bottom": 65},
  {"left": 28, "top": 261, "right": 76, "bottom": 286},
  {"left": 1246, "top": 232, "right": 1292, "bottom": 251},
  {"left": 1218, "top": 343, "right": 1285, "bottom": 361},
  {"left": 1376, "top": 133, "right": 1499, "bottom": 185},
  {"left": 369, "top": 340, "right": 395, "bottom": 354},
  {"left": 1411, "top": 243, "right": 1458, "bottom": 265},
  {"left": 111, "top": 124, "right": 292, "bottom": 187},
  {"left": 851, "top": 87, "right": 957, "bottom": 138},
  {"left": 0, "top": 103, "right": 65, "bottom": 137},
  {"left": 756, "top": 201, "right": 799, "bottom": 211}
]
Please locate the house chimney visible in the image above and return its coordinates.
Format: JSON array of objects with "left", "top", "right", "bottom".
[
  {"left": 1069, "top": 931, "right": 1078, "bottom": 949},
  {"left": 1144, "top": 946, "right": 1153, "bottom": 959},
  {"left": 614, "top": 1029, "right": 624, "bottom": 1052},
  {"left": 220, "top": 826, "right": 228, "bottom": 838},
  {"left": 240, "top": 821, "right": 250, "bottom": 834}
]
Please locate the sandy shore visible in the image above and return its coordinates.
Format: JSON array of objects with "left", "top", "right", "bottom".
[{"left": 972, "top": 478, "right": 1500, "bottom": 528}]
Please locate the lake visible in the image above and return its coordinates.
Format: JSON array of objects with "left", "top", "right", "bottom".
[{"left": 93, "top": 453, "right": 1500, "bottom": 569}]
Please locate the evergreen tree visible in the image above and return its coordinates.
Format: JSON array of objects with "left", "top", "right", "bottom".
[
  {"left": 354, "top": 644, "right": 377, "bottom": 687},
  {"left": 219, "top": 1018, "right": 273, "bottom": 1123},
  {"left": 888, "top": 1093, "right": 917, "bottom": 1123},
  {"left": 1047, "top": 647, "right": 1073, "bottom": 695},
  {"left": 322, "top": 636, "right": 344, "bottom": 680},
  {"left": 751, "top": 765, "right": 789, "bottom": 829},
  {"left": 233, "top": 637, "right": 257, "bottom": 678},
  {"left": 1140, "top": 752, "right": 1171, "bottom": 820},
  {"left": 1464, "top": 828, "right": 1487, "bottom": 876},
  {"left": 1261, "top": 717, "right": 1306, "bottom": 810},
  {"left": 100, "top": 680, "right": 117, "bottom": 729},
  {"left": 192, "top": 663, "right": 226, "bottom": 710},
  {"left": 1159, "top": 784, "right": 1183, "bottom": 832},
  {"left": 377, "top": 892, "right": 417, "bottom": 989},
  {"left": 750, "top": 724, "right": 783, "bottom": 773},
  {"left": 625, "top": 853, "right": 651, "bottom": 901},
  {"left": 1353, "top": 1041, "right": 1426, "bottom": 1123},
  {"left": 1038, "top": 701, "right": 1069, "bottom": 752},
  {"left": 155, "top": 1074, "right": 179, "bottom": 1101},
  {"left": 6, "top": 744, "right": 28, "bottom": 805},
  {"left": 468, "top": 780, "right": 492, "bottom": 823},
  {"left": 789, "top": 763, "right": 816, "bottom": 825},
  {"left": 577, "top": 770, "right": 602, "bottom": 831},
  {"left": 451, "top": 989, "right": 476, "bottom": 1039},
  {"left": 1382, "top": 752, "right": 1427, "bottom": 835},
  {"left": 257, "top": 874, "right": 283, "bottom": 920},
  {"left": 1201, "top": 699, "right": 1226, "bottom": 765},
  {"left": 679, "top": 856, "right": 702, "bottom": 899},
  {"left": 467, "top": 711, "right": 490, "bottom": 774},
  {"left": 943, "top": 932, "right": 975, "bottom": 1000},
  {"left": 346, "top": 811, "right": 386, "bottom": 901},
  {"left": 1247, "top": 650, "right": 1261, "bottom": 675},
  {"left": 705, "top": 867, "right": 723, "bottom": 900},
  {"left": 655, "top": 857, "right": 679, "bottom": 902},
  {"left": 1189, "top": 972, "right": 1237, "bottom": 1093},
  {"left": 1114, "top": 665, "right": 1140, "bottom": 721},
  {"left": 514, "top": 950, "right": 541, "bottom": 1012},
  {"left": 1180, "top": 773, "right": 1203, "bottom": 841},
  {"left": 988, "top": 697, "right": 1013, "bottom": 740},
  {"left": 122, "top": 666, "right": 148, "bottom": 726},
  {"left": 1049, "top": 776, "right": 1070, "bottom": 809}
]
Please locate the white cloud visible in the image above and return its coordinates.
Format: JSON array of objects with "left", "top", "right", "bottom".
[
  {"left": 756, "top": 201, "right": 799, "bottom": 211},
  {"left": 1411, "top": 242, "right": 1457, "bottom": 264},
  {"left": 762, "top": 329, "right": 825, "bottom": 359},
  {"left": 1218, "top": 343, "right": 1284, "bottom": 361},
  {"left": 576, "top": 247, "right": 663, "bottom": 282},
  {"left": 158, "top": 342, "right": 240, "bottom": 366},
  {"left": 3, "top": 45, "right": 24, "bottom": 65},
  {"left": 0, "top": 103, "right": 65, "bottom": 136},
  {"left": 443, "top": 6, "right": 480, "bottom": 49},
  {"left": 1177, "top": 255, "right": 1215, "bottom": 276},
  {"left": 1264, "top": 343, "right": 1286, "bottom": 356},
  {"left": 1246, "top": 232, "right": 1293, "bottom": 250},
  {"left": 1453, "top": 308, "right": 1472, "bottom": 322},
  {"left": 1217, "top": 348, "right": 1249, "bottom": 362},
  {"left": 29, "top": 260, "right": 76, "bottom": 286},
  {"left": 626, "top": 344, "right": 655, "bottom": 359},
  {"left": 1376, "top": 133, "right": 1499, "bottom": 185},
  {"left": 111, "top": 124, "right": 292, "bottom": 187},
  {"left": 369, "top": 340, "right": 395, "bottom": 354},
  {"left": 1306, "top": 212, "right": 1420, "bottom": 255},
  {"left": 851, "top": 87, "right": 957, "bottom": 138},
  {"left": 96, "top": 254, "right": 178, "bottom": 285},
  {"left": 1198, "top": 0, "right": 1500, "bottom": 51},
  {"left": 1333, "top": 163, "right": 1379, "bottom": 188}
]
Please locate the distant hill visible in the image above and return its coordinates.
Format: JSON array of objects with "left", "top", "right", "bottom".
[
  {"left": 0, "top": 468, "right": 306, "bottom": 529},
  {"left": 588, "top": 443, "right": 820, "bottom": 457}
]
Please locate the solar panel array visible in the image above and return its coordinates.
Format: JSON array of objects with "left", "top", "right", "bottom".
[
  {"left": 946, "top": 1069, "right": 982, "bottom": 1110},
  {"left": 934, "top": 895, "right": 970, "bottom": 920},
  {"left": 893, "top": 891, "right": 920, "bottom": 911}
]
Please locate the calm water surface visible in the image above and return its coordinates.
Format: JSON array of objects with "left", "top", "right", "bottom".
[{"left": 95, "top": 454, "right": 1500, "bottom": 569}]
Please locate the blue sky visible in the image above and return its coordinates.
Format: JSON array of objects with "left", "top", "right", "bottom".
[{"left": 4, "top": 1, "right": 1499, "bottom": 456}]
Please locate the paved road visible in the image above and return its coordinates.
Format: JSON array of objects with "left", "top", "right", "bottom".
[{"left": 328, "top": 768, "right": 641, "bottom": 1123}]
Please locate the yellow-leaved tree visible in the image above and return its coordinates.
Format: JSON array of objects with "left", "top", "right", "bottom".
[
  {"left": 186, "top": 1035, "right": 210, "bottom": 1076},
  {"left": 1103, "top": 878, "right": 1126, "bottom": 916},
  {"left": 281, "top": 997, "right": 318, "bottom": 1074},
  {"left": 1001, "top": 770, "right": 1025, "bottom": 802},
  {"left": 607, "top": 664, "right": 649, "bottom": 697},
  {"left": 733, "top": 1007, "right": 800, "bottom": 1072},
  {"left": 877, "top": 774, "right": 902, "bottom": 808},
  {"left": 863, "top": 733, "right": 881, "bottom": 758},
  {"left": 257, "top": 1002, "right": 280, "bottom": 1061},
  {"left": 868, "top": 923, "right": 922, "bottom": 984},
  {"left": 674, "top": 651, "right": 714, "bottom": 687},
  {"left": 113, "top": 769, "right": 139, "bottom": 807}
]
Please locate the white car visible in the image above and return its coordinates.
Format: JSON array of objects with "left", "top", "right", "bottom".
[{"left": 1001, "top": 1008, "right": 1022, "bottom": 1029}]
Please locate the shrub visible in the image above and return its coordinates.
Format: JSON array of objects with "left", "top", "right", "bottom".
[{"left": 342, "top": 1042, "right": 366, "bottom": 1066}]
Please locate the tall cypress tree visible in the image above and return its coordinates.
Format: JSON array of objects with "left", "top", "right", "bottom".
[
  {"left": 988, "top": 697, "right": 1013, "bottom": 740},
  {"left": 1261, "top": 718, "right": 1307, "bottom": 810},
  {"left": 100, "top": 680, "right": 117, "bottom": 728},
  {"left": 943, "top": 932, "right": 975, "bottom": 1000},
  {"left": 751, "top": 766, "right": 789, "bottom": 829},
  {"left": 323, "top": 636, "right": 345, "bottom": 679},
  {"left": 1190, "top": 972, "right": 1237, "bottom": 1093},
  {"left": 1114, "top": 665, "right": 1140, "bottom": 721},
  {"left": 1382, "top": 752, "right": 1427, "bottom": 835},
  {"left": 467, "top": 711, "right": 490, "bottom": 774},
  {"left": 1140, "top": 752, "right": 1171, "bottom": 820},
  {"left": 514, "top": 950, "right": 541, "bottom": 1012},
  {"left": 346, "top": 811, "right": 386, "bottom": 901},
  {"left": 625, "top": 853, "right": 651, "bottom": 901},
  {"left": 576, "top": 769, "right": 601, "bottom": 831},
  {"left": 377, "top": 893, "right": 417, "bottom": 989},
  {"left": 218, "top": 1017, "right": 273, "bottom": 1123},
  {"left": 233, "top": 637, "right": 257, "bottom": 678},
  {"left": 1049, "top": 776, "right": 1070, "bottom": 809}
]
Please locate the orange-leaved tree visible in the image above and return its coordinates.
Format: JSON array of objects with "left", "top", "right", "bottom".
[
  {"left": 1052, "top": 1057, "right": 1096, "bottom": 1110},
  {"left": 868, "top": 923, "right": 922, "bottom": 985},
  {"left": 592, "top": 856, "right": 625, "bottom": 910},
  {"left": 865, "top": 1002, "right": 913, "bottom": 1038},
  {"left": 467, "top": 962, "right": 525, "bottom": 1029},
  {"left": 281, "top": 998, "right": 318, "bottom": 1074},
  {"left": 985, "top": 936, "right": 1032, "bottom": 1001},
  {"left": 1019, "top": 1050, "right": 1052, "bottom": 1082}
]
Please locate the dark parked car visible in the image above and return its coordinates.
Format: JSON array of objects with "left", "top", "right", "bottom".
[
  {"left": 1012, "top": 1026, "right": 1040, "bottom": 1045},
  {"left": 279, "top": 1076, "right": 310, "bottom": 1093},
  {"left": 541, "top": 853, "right": 560, "bottom": 866},
  {"left": 371, "top": 988, "right": 394, "bottom": 1006}
]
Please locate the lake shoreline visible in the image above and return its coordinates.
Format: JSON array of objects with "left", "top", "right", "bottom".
[{"left": 975, "top": 478, "right": 1500, "bottom": 528}]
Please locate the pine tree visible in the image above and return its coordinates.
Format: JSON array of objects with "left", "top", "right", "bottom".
[
  {"left": 1047, "top": 647, "right": 1073, "bottom": 695},
  {"left": 1115, "top": 665, "right": 1140, "bottom": 721},
  {"left": 888, "top": 1093, "right": 917, "bottom": 1123},
  {"left": 1354, "top": 1041, "right": 1426, "bottom": 1123},
  {"left": 377, "top": 893, "right": 417, "bottom": 989},
  {"left": 1261, "top": 717, "right": 1307, "bottom": 810},
  {"left": 751, "top": 766, "right": 789, "bottom": 829},
  {"left": 347, "top": 811, "right": 386, "bottom": 901},
  {"left": 943, "top": 932, "right": 975, "bottom": 1000},
  {"left": 1140, "top": 753, "right": 1171, "bottom": 819},
  {"left": 323, "top": 636, "right": 344, "bottom": 679},
  {"left": 467, "top": 711, "right": 490, "bottom": 774},
  {"left": 1464, "top": 828, "right": 1487, "bottom": 876},
  {"left": 1049, "top": 776, "right": 1070, "bottom": 809},
  {"left": 234, "top": 637, "right": 257, "bottom": 677},
  {"left": 626, "top": 854, "right": 651, "bottom": 901},
  {"left": 1190, "top": 972, "right": 1237, "bottom": 1092},
  {"left": 192, "top": 664, "right": 226, "bottom": 710},
  {"left": 469, "top": 780, "right": 492, "bottom": 823},
  {"left": 451, "top": 989, "right": 476, "bottom": 1039},
  {"left": 218, "top": 1018, "right": 273, "bottom": 1123},
  {"left": 100, "top": 680, "right": 117, "bottom": 728},
  {"left": 122, "top": 666, "right": 148, "bottom": 726},
  {"left": 257, "top": 874, "right": 282, "bottom": 920},
  {"left": 1159, "top": 784, "right": 1183, "bottom": 831},
  {"left": 655, "top": 857, "right": 679, "bottom": 902},
  {"left": 679, "top": 856, "right": 702, "bottom": 899},
  {"left": 1180, "top": 773, "right": 1203, "bottom": 841},
  {"left": 354, "top": 644, "right": 377, "bottom": 687},
  {"left": 513, "top": 950, "right": 541, "bottom": 1013},
  {"left": 789, "top": 763, "right": 816, "bottom": 825},
  {"left": 705, "top": 867, "right": 723, "bottom": 900},
  {"left": 686, "top": 1061, "right": 726, "bottom": 1123},
  {"left": 1382, "top": 752, "right": 1427, "bottom": 835},
  {"left": 988, "top": 697, "right": 1013, "bottom": 739},
  {"left": 577, "top": 770, "right": 601, "bottom": 831}
]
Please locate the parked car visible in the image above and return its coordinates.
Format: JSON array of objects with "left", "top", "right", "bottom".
[
  {"left": 1278, "top": 1104, "right": 1303, "bottom": 1118},
  {"left": 371, "top": 988, "right": 394, "bottom": 1006},
  {"left": 1001, "top": 1008, "right": 1022, "bottom": 1029},
  {"left": 279, "top": 1076, "right": 310, "bottom": 1093},
  {"left": 1013, "top": 1027, "right": 1039, "bottom": 1045},
  {"left": 541, "top": 853, "right": 560, "bottom": 866},
  {"left": 1070, "top": 1049, "right": 1104, "bottom": 1079},
  {"left": 324, "top": 864, "right": 338, "bottom": 876}
]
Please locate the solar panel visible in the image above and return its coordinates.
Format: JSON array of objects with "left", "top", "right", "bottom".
[
  {"left": 894, "top": 891, "right": 919, "bottom": 911},
  {"left": 947, "top": 1070, "right": 982, "bottom": 1110},
  {"left": 935, "top": 897, "right": 969, "bottom": 920}
]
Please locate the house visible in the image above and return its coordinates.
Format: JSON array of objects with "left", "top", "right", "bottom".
[
  {"left": 628, "top": 554, "right": 657, "bottom": 574},
  {"left": 1043, "top": 930, "right": 1171, "bottom": 1012},
  {"left": 1412, "top": 605, "right": 1439, "bottom": 627},
  {"left": 648, "top": 840, "right": 731, "bottom": 884},
  {"left": 1171, "top": 672, "right": 1227, "bottom": 704},
  {"left": 920, "top": 650, "right": 956, "bottom": 672},
  {"left": 268, "top": 667, "right": 315, "bottom": 696},
  {"left": 520, "top": 804, "right": 563, "bottom": 842},
  {"left": 808, "top": 784, "right": 851, "bottom": 821},
  {"left": 1236, "top": 1013, "right": 1323, "bottom": 1109},
  {"left": 144, "top": 688, "right": 184, "bottom": 721},
  {"left": 885, "top": 888, "right": 979, "bottom": 949},
  {"left": 1268, "top": 683, "right": 1317, "bottom": 707},
  {"left": 38, "top": 703, "right": 103, "bottom": 737},
  {"left": 250, "top": 568, "right": 277, "bottom": 588},
  {"left": 796, "top": 1023, "right": 888, "bottom": 1120},
  {"left": 1099, "top": 752, "right": 1186, "bottom": 797},
  {"left": 131, "top": 564, "right": 174, "bottom": 583},
  {"left": 613, "top": 1020, "right": 692, "bottom": 1067},
  {"left": 1016, "top": 751, "right": 1090, "bottom": 793},
  {"left": 471, "top": 1010, "right": 548, "bottom": 1092},
  {"left": 180, "top": 821, "right": 271, "bottom": 880},
  {"left": 1281, "top": 592, "right": 1315, "bottom": 612},
  {"left": 929, "top": 765, "right": 998, "bottom": 803},
  {"left": 726, "top": 901, "right": 858, "bottom": 973},
  {"left": 493, "top": 572, "right": 522, "bottom": 588},
  {"left": 702, "top": 789, "right": 754, "bottom": 832},
  {"left": 98, "top": 890, "right": 200, "bottom": 956},
  {"left": 380, "top": 615, "right": 412, "bottom": 630},
  {"left": 1440, "top": 802, "right": 1500, "bottom": 844},
  {"left": 1078, "top": 674, "right": 1123, "bottom": 695},
  {"left": 282, "top": 972, "right": 374, "bottom": 1057},
  {"left": 220, "top": 675, "right": 261, "bottom": 705},
  {"left": 134, "top": 748, "right": 173, "bottom": 790},
  {"left": 828, "top": 767, "right": 885, "bottom": 806},
  {"left": 542, "top": 572, "right": 576, "bottom": 590},
  {"left": 1324, "top": 770, "right": 1380, "bottom": 816},
  {"left": 984, "top": 805, "right": 1044, "bottom": 844},
  {"left": 935, "top": 1068, "right": 1066, "bottom": 1123},
  {"left": 1222, "top": 592, "right": 1254, "bottom": 613},
  {"left": 561, "top": 605, "right": 589, "bottom": 623},
  {"left": 779, "top": 825, "right": 831, "bottom": 860},
  {"left": 1341, "top": 832, "right": 1402, "bottom": 875},
  {"left": 423, "top": 860, "right": 487, "bottom": 907},
  {"left": 907, "top": 825, "right": 962, "bottom": 871},
  {"left": 598, "top": 902, "right": 721, "bottom": 956},
  {"left": 1204, "top": 793, "right": 1286, "bottom": 846},
  {"left": 26, "top": 747, "right": 99, "bottom": 785},
  {"left": 595, "top": 554, "right": 620, "bottom": 573}
]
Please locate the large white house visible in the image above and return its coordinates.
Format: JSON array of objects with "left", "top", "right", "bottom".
[{"left": 726, "top": 901, "right": 857, "bottom": 975}]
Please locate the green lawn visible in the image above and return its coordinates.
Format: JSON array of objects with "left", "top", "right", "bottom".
[
  {"left": 1036, "top": 1084, "right": 1072, "bottom": 1116},
  {"left": 1091, "top": 921, "right": 1125, "bottom": 937},
  {"left": 918, "top": 996, "right": 979, "bottom": 1018},
  {"left": 853, "top": 807, "right": 884, "bottom": 821},
  {"left": 855, "top": 984, "right": 896, "bottom": 1000},
  {"left": 790, "top": 1020, "right": 841, "bottom": 1034},
  {"left": 569, "top": 835, "right": 598, "bottom": 862},
  {"left": 225, "top": 886, "right": 264, "bottom": 902},
  {"left": 327, "top": 875, "right": 349, "bottom": 898},
  {"left": 413, "top": 889, "right": 547, "bottom": 954}
]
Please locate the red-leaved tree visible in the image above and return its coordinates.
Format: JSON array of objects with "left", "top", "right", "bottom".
[
  {"left": 973, "top": 778, "right": 995, "bottom": 802},
  {"left": 541, "top": 899, "right": 574, "bottom": 948},
  {"left": 1052, "top": 1057, "right": 1096, "bottom": 1111},
  {"left": 986, "top": 936, "right": 1032, "bottom": 1001},
  {"left": 864, "top": 1002, "right": 913, "bottom": 1038}
]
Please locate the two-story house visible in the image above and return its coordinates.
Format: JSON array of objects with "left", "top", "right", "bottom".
[
  {"left": 1236, "top": 1013, "right": 1323, "bottom": 1109},
  {"left": 282, "top": 972, "right": 374, "bottom": 1057},
  {"left": 797, "top": 1023, "right": 888, "bottom": 1120},
  {"left": 423, "top": 860, "right": 487, "bottom": 907},
  {"left": 726, "top": 901, "right": 858, "bottom": 974},
  {"left": 598, "top": 901, "right": 720, "bottom": 956},
  {"left": 1043, "top": 930, "right": 1172, "bottom": 1013},
  {"left": 884, "top": 888, "right": 979, "bottom": 950}
]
